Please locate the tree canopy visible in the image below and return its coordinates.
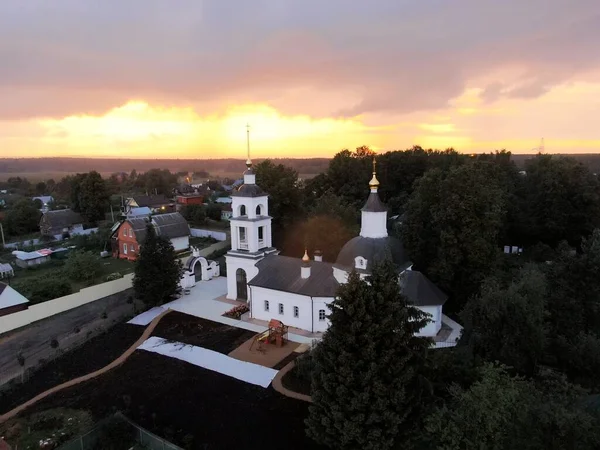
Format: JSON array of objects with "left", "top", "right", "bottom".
[{"left": 306, "top": 261, "right": 432, "bottom": 449}]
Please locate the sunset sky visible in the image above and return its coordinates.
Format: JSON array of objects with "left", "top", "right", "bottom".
[{"left": 1, "top": 0, "right": 600, "bottom": 159}]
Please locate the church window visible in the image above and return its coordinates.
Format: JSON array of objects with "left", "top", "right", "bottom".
[
  {"left": 319, "top": 309, "right": 326, "bottom": 321},
  {"left": 239, "top": 205, "right": 246, "bottom": 216},
  {"left": 278, "top": 303, "right": 284, "bottom": 314},
  {"left": 258, "top": 227, "right": 264, "bottom": 240},
  {"left": 264, "top": 300, "right": 269, "bottom": 311},
  {"left": 354, "top": 256, "right": 367, "bottom": 269},
  {"left": 294, "top": 306, "right": 299, "bottom": 318},
  {"left": 256, "top": 205, "right": 263, "bottom": 215}
]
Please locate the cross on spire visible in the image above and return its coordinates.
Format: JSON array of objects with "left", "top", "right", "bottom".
[
  {"left": 369, "top": 155, "right": 380, "bottom": 191},
  {"left": 246, "top": 124, "right": 252, "bottom": 168}
]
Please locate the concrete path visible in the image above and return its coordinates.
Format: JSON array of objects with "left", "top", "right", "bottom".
[
  {"left": 0, "top": 309, "right": 172, "bottom": 424},
  {"left": 272, "top": 361, "right": 312, "bottom": 403}
]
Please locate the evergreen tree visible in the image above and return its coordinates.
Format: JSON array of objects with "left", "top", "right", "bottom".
[
  {"left": 133, "top": 224, "right": 183, "bottom": 306},
  {"left": 306, "top": 260, "right": 432, "bottom": 450}
]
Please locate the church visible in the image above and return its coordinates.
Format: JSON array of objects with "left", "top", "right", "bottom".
[{"left": 225, "top": 157, "right": 452, "bottom": 339}]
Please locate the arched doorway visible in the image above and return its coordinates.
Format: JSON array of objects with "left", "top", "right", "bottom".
[{"left": 236, "top": 268, "right": 248, "bottom": 301}]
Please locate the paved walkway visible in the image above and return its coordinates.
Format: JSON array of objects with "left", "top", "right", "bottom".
[
  {"left": 0, "top": 310, "right": 172, "bottom": 424},
  {"left": 272, "top": 361, "right": 312, "bottom": 403},
  {"left": 134, "top": 277, "right": 318, "bottom": 345}
]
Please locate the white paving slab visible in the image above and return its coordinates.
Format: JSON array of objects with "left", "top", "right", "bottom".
[
  {"left": 138, "top": 336, "right": 278, "bottom": 388},
  {"left": 127, "top": 306, "right": 165, "bottom": 325}
]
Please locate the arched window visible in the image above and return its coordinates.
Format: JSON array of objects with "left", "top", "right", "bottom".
[
  {"left": 239, "top": 205, "right": 246, "bottom": 216},
  {"left": 256, "top": 204, "right": 263, "bottom": 216}
]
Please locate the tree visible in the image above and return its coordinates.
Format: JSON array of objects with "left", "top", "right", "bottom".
[
  {"left": 2, "top": 198, "right": 42, "bottom": 236},
  {"left": 70, "top": 171, "right": 109, "bottom": 222},
  {"left": 424, "top": 364, "right": 600, "bottom": 450},
  {"left": 205, "top": 203, "right": 221, "bottom": 221},
  {"left": 180, "top": 204, "right": 206, "bottom": 225},
  {"left": 306, "top": 261, "right": 432, "bottom": 450},
  {"left": 402, "top": 161, "right": 506, "bottom": 309},
  {"left": 133, "top": 224, "right": 183, "bottom": 306},
  {"left": 521, "top": 155, "right": 600, "bottom": 248},
  {"left": 64, "top": 250, "right": 102, "bottom": 283},
  {"left": 460, "top": 264, "right": 547, "bottom": 376},
  {"left": 254, "top": 160, "right": 303, "bottom": 244}
]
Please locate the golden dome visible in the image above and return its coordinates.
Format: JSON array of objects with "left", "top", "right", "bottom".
[
  {"left": 369, "top": 158, "right": 380, "bottom": 190},
  {"left": 302, "top": 249, "right": 310, "bottom": 262}
]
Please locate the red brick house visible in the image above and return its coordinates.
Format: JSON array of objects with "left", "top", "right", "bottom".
[
  {"left": 176, "top": 194, "right": 205, "bottom": 206},
  {"left": 111, "top": 212, "right": 190, "bottom": 261}
]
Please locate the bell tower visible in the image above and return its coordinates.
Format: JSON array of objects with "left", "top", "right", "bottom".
[{"left": 225, "top": 125, "right": 278, "bottom": 301}]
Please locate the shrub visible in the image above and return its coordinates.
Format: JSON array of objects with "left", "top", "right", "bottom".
[
  {"left": 64, "top": 250, "right": 102, "bottom": 282},
  {"left": 105, "top": 272, "right": 123, "bottom": 281}
]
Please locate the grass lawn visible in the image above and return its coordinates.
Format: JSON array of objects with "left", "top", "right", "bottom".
[{"left": 1, "top": 313, "right": 324, "bottom": 449}]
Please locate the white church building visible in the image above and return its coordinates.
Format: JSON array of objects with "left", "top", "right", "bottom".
[{"left": 225, "top": 158, "right": 454, "bottom": 340}]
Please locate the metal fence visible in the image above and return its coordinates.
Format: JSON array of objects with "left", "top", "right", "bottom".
[{"left": 58, "top": 413, "right": 184, "bottom": 450}]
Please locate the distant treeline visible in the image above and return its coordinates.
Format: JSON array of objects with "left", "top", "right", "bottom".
[
  {"left": 3, "top": 153, "right": 600, "bottom": 176},
  {"left": 0, "top": 158, "right": 330, "bottom": 176}
]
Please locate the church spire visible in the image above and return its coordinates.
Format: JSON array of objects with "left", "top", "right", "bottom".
[
  {"left": 369, "top": 157, "right": 380, "bottom": 192},
  {"left": 246, "top": 123, "right": 252, "bottom": 169}
]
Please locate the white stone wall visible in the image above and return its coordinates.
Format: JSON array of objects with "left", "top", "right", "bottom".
[
  {"left": 170, "top": 236, "right": 190, "bottom": 252},
  {"left": 359, "top": 211, "right": 388, "bottom": 238},
  {"left": 190, "top": 228, "right": 227, "bottom": 241},
  {"left": 249, "top": 286, "right": 333, "bottom": 333}
]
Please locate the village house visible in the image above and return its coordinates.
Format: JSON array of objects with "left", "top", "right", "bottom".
[
  {"left": 124, "top": 195, "right": 175, "bottom": 215},
  {"left": 0, "top": 282, "right": 29, "bottom": 317},
  {"left": 39, "top": 209, "right": 84, "bottom": 238},
  {"left": 176, "top": 193, "right": 205, "bottom": 206},
  {"left": 111, "top": 212, "right": 190, "bottom": 261}
]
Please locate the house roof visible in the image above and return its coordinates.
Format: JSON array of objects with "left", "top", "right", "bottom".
[
  {"left": 122, "top": 212, "right": 190, "bottom": 243},
  {"left": 335, "top": 236, "right": 411, "bottom": 272},
  {"left": 0, "top": 282, "right": 29, "bottom": 309},
  {"left": 248, "top": 255, "right": 339, "bottom": 297},
  {"left": 152, "top": 212, "right": 190, "bottom": 239},
  {"left": 129, "top": 194, "right": 172, "bottom": 207},
  {"left": 41, "top": 209, "right": 83, "bottom": 228},
  {"left": 400, "top": 270, "right": 448, "bottom": 306},
  {"left": 127, "top": 206, "right": 152, "bottom": 217}
]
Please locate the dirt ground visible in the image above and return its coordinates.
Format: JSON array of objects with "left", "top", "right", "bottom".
[
  {"left": 228, "top": 335, "right": 300, "bottom": 368},
  {"left": 2, "top": 312, "right": 322, "bottom": 449},
  {"left": 150, "top": 311, "right": 255, "bottom": 354},
  {"left": 0, "top": 323, "right": 143, "bottom": 415}
]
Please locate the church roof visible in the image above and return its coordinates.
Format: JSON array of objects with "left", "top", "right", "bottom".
[
  {"left": 335, "top": 236, "right": 411, "bottom": 272},
  {"left": 231, "top": 184, "right": 266, "bottom": 197},
  {"left": 400, "top": 270, "right": 448, "bottom": 306},
  {"left": 248, "top": 255, "right": 339, "bottom": 297},
  {"left": 361, "top": 192, "right": 387, "bottom": 212}
]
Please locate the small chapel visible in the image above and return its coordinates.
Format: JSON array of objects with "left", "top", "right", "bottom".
[{"left": 225, "top": 154, "right": 452, "bottom": 339}]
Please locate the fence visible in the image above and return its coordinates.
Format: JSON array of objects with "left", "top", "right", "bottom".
[
  {"left": 59, "top": 412, "right": 184, "bottom": 450},
  {"left": 190, "top": 227, "right": 227, "bottom": 241},
  {"left": 0, "top": 274, "right": 134, "bottom": 335}
]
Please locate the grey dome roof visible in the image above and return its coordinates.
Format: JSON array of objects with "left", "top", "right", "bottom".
[
  {"left": 231, "top": 184, "right": 266, "bottom": 197},
  {"left": 335, "top": 236, "right": 411, "bottom": 272}
]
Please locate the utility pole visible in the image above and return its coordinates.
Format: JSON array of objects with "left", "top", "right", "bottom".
[
  {"left": 110, "top": 204, "right": 115, "bottom": 222},
  {"left": 0, "top": 222, "right": 5, "bottom": 248}
]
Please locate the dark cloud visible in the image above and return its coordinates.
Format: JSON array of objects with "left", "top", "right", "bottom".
[{"left": 0, "top": 0, "right": 599, "bottom": 119}]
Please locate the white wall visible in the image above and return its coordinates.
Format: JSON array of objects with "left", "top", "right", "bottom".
[
  {"left": 190, "top": 228, "right": 227, "bottom": 241},
  {"left": 170, "top": 236, "right": 190, "bottom": 252},
  {"left": 225, "top": 256, "right": 259, "bottom": 300},
  {"left": 0, "top": 274, "right": 134, "bottom": 335},
  {"left": 71, "top": 227, "right": 98, "bottom": 236},
  {"left": 360, "top": 211, "right": 388, "bottom": 238},
  {"left": 249, "top": 286, "right": 333, "bottom": 333}
]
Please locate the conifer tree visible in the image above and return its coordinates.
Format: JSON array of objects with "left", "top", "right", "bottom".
[
  {"left": 133, "top": 224, "right": 183, "bottom": 306},
  {"left": 306, "top": 260, "right": 432, "bottom": 450}
]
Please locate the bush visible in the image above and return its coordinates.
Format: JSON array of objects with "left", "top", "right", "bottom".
[
  {"left": 14, "top": 276, "right": 73, "bottom": 304},
  {"left": 64, "top": 250, "right": 102, "bottom": 282},
  {"left": 106, "top": 272, "right": 123, "bottom": 281}
]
